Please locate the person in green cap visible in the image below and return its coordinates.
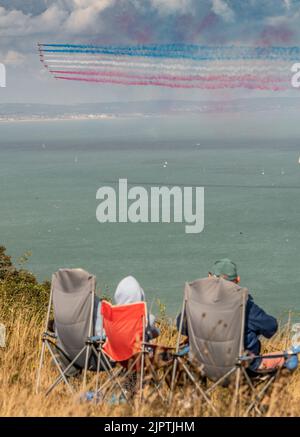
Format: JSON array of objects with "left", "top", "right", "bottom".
[
  {"left": 210, "top": 258, "right": 241, "bottom": 282},
  {"left": 177, "top": 258, "right": 283, "bottom": 372}
]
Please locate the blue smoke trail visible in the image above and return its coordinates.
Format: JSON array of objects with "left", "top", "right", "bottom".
[{"left": 40, "top": 44, "right": 300, "bottom": 61}]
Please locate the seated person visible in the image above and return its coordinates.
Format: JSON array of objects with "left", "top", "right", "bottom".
[
  {"left": 114, "top": 275, "right": 160, "bottom": 340},
  {"left": 177, "top": 259, "right": 297, "bottom": 372}
]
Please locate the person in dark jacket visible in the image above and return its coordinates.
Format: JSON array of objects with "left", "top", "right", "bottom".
[{"left": 176, "top": 258, "right": 280, "bottom": 372}]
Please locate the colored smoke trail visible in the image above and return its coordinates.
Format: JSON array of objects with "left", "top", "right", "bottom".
[
  {"left": 50, "top": 70, "right": 287, "bottom": 84},
  {"left": 54, "top": 75, "right": 286, "bottom": 91},
  {"left": 39, "top": 43, "right": 298, "bottom": 91},
  {"left": 45, "top": 58, "right": 290, "bottom": 72},
  {"left": 40, "top": 43, "right": 300, "bottom": 61}
]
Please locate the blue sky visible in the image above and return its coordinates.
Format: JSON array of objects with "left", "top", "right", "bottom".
[{"left": 0, "top": 0, "right": 300, "bottom": 104}]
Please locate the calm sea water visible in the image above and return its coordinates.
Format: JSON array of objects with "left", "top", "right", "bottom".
[{"left": 0, "top": 119, "right": 300, "bottom": 318}]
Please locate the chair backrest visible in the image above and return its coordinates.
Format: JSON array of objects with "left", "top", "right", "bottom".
[
  {"left": 184, "top": 277, "right": 248, "bottom": 380},
  {"left": 52, "top": 268, "right": 96, "bottom": 368},
  {"left": 101, "top": 300, "right": 147, "bottom": 362}
]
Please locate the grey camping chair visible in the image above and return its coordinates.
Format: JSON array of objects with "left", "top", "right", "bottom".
[
  {"left": 169, "top": 277, "right": 294, "bottom": 416},
  {"left": 36, "top": 268, "right": 102, "bottom": 396}
]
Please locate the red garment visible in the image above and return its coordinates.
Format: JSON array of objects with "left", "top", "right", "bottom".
[
  {"left": 101, "top": 300, "right": 147, "bottom": 362},
  {"left": 258, "top": 351, "right": 285, "bottom": 370}
]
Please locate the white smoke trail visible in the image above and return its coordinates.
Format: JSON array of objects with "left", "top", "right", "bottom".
[{"left": 44, "top": 58, "right": 291, "bottom": 74}]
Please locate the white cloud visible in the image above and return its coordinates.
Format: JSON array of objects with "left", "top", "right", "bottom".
[
  {"left": 150, "top": 0, "right": 193, "bottom": 15},
  {"left": 265, "top": 15, "right": 288, "bottom": 26},
  {"left": 211, "top": 0, "right": 235, "bottom": 23},
  {"left": 0, "top": 5, "right": 67, "bottom": 36},
  {"left": 265, "top": 9, "right": 300, "bottom": 27},
  {"left": 1, "top": 50, "right": 26, "bottom": 65},
  {"left": 0, "top": 6, "right": 31, "bottom": 36},
  {"left": 65, "top": 0, "right": 115, "bottom": 32},
  {"left": 38, "top": 4, "right": 68, "bottom": 30},
  {"left": 0, "top": 1, "right": 115, "bottom": 36},
  {"left": 71, "top": 0, "right": 107, "bottom": 7}
]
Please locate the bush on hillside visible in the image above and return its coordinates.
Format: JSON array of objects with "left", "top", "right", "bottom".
[{"left": 0, "top": 246, "right": 50, "bottom": 316}]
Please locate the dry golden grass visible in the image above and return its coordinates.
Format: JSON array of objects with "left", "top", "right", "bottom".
[{"left": 1, "top": 293, "right": 300, "bottom": 417}]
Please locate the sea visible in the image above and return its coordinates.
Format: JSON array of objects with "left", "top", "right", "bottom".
[{"left": 0, "top": 117, "right": 299, "bottom": 320}]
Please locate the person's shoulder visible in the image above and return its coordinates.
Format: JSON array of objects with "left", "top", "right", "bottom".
[
  {"left": 246, "top": 293, "right": 259, "bottom": 313},
  {"left": 246, "top": 294, "right": 271, "bottom": 317},
  {"left": 246, "top": 293, "right": 254, "bottom": 303}
]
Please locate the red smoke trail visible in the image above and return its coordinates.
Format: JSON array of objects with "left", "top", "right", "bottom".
[
  {"left": 50, "top": 69, "right": 287, "bottom": 83},
  {"left": 54, "top": 75, "right": 287, "bottom": 90}
]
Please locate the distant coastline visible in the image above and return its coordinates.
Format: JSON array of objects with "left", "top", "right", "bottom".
[
  {"left": 1, "top": 97, "right": 300, "bottom": 124},
  {"left": 0, "top": 114, "right": 127, "bottom": 123}
]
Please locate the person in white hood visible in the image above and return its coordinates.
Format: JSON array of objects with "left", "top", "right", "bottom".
[{"left": 114, "top": 275, "right": 160, "bottom": 340}]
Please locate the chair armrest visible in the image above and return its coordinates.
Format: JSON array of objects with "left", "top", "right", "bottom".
[
  {"left": 174, "top": 345, "right": 190, "bottom": 357},
  {"left": 86, "top": 335, "right": 105, "bottom": 344},
  {"left": 143, "top": 341, "right": 175, "bottom": 351}
]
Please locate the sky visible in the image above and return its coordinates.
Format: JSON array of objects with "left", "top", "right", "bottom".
[{"left": 0, "top": 0, "right": 300, "bottom": 105}]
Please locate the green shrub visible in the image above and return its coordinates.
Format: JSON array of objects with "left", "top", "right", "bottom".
[
  {"left": 0, "top": 246, "right": 50, "bottom": 319},
  {"left": 0, "top": 245, "right": 14, "bottom": 279}
]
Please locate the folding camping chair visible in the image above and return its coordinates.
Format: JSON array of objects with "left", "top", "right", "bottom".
[
  {"left": 169, "top": 277, "right": 296, "bottom": 416},
  {"left": 95, "top": 300, "right": 174, "bottom": 404},
  {"left": 36, "top": 268, "right": 102, "bottom": 396}
]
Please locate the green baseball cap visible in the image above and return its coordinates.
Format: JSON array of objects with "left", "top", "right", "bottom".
[{"left": 211, "top": 258, "right": 238, "bottom": 281}]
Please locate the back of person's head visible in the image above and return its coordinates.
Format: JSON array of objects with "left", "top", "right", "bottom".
[
  {"left": 114, "top": 275, "right": 145, "bottom": 305},
  {"left": 210, "top": 258, "right": 240, "bottom": 283}
]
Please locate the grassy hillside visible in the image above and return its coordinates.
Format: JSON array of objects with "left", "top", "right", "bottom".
[{"left": 0, "top": 246, "right": 299, "bottom": 417}]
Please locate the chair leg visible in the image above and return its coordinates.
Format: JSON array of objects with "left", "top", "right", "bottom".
[
  {"left": 205, "top": 367, "right": 236, "bottom": 395},
  {"left": 140, "top": 351, "right": 145, "bottom": 403},
  {"left": 144, "top": 355, "right": 166, "bottom": 402},
  {"left": 241, "top": 368, "right": 263, "bottom": 416},
  {"left": 168, "top": 357, "right": 179, "bottom": 404},
  {"left": 97, "top": 366, "right": 126, "bottom": 399},
  {"left": 231, "top": 367, "right": 241, "bottom": 417},
  {"left": 45, "top": 341, "right": 75, "bottom": 395},
  {"left": 179, "top": 357, "right": 219, "bottom": 416},
  {"left": 36, "top": 340, "right": 46, "bottom": 394},
  {"left": 98, "top": 355, "right": 139, "bottom": 403},
  {"left": 83, "top": 344, "right": 91, "bottom": 391},
  {"left": 45, "top": 343, "right": 89, "bottom": 396},
  {"left": 245, "top": 375, "right": 276, "bottom": 416},
  {"left": 144, "top": 359, "right": 174, "bottom": 402},
  {"left": 94, "top": 349, "right": 101, "bottom": 402},
  {"left": 112, "top": 355, "right": 140, "bottom": 402}
]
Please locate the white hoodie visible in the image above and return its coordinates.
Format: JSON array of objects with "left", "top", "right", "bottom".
[
  {"left": 114, "top": 276, "right": 156, "bottom": 327},
  {"left": 114, "top": 275, "right": 145, "bottom": 305}
]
